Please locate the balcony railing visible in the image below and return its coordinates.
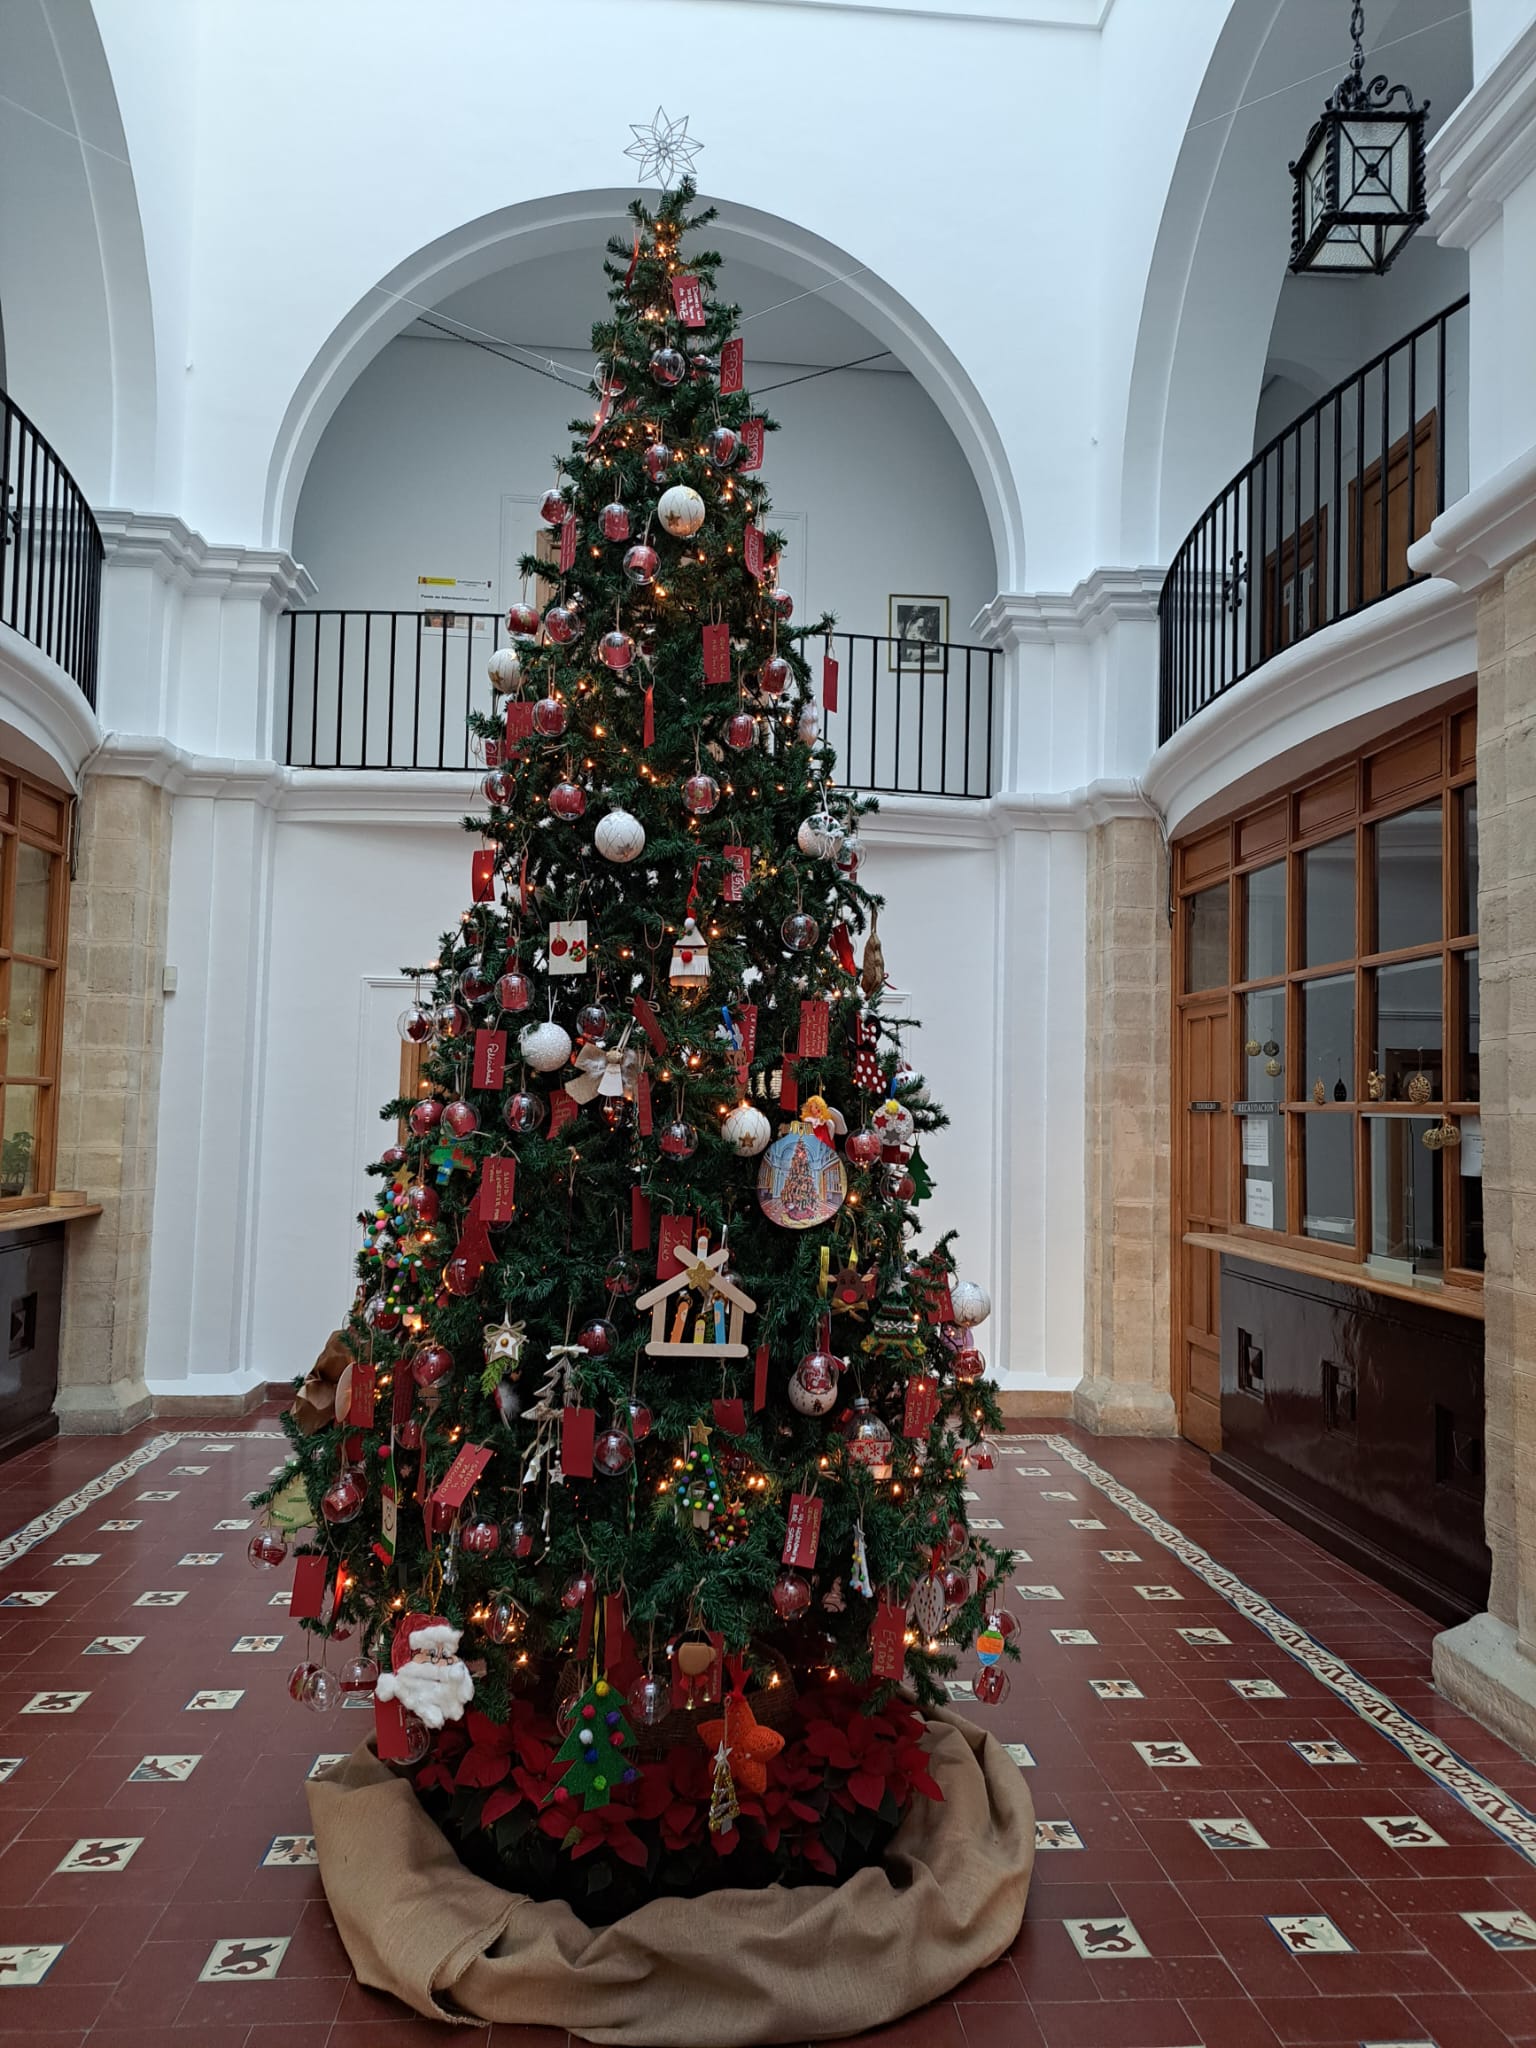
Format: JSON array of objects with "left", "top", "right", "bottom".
[
  {"left": 0, "top": 388, "right": 102, "bottom": 708},
  {"left": 1158, "top": 296, "right": 1469, "bottom": 747},
  {"left": 281, "top": 610, "right": 997, "bottom": 799}
]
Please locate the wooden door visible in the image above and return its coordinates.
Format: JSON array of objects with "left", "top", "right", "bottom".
[
  {"left": 1178, "top": 1002, "right": 1230, "bottom": 1452},
  {"left": 1350, "top": 413, "right": 1437, "bottom": 608}
]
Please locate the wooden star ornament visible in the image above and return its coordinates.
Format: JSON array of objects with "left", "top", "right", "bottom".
[{"left": 698, "top": 1692, "right": 785, "bottom": 1795}]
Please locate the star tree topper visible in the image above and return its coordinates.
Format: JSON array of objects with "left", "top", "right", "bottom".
[{"left": 624, "top": 107, "right": 703, "bottom": 189}]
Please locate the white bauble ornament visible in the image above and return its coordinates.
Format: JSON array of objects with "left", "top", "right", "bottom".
[
  {"left": 893, "top": 1061, "right": 930, "bottom": 1106},
  {"left": 487, "top": 647, "right": 522, "bottom": 693},
  {"left": 949, "top": 1279, "right": 991, "bottom": 1328},
  {"left": 657, "top": 485, "right": 706, "bottom": 537},
  {"left": 796, "top": 705, "right": 820, "bottom": 746},
  {"left": 788, "top": 1352, "right": 841, "bottom": 1416},
  {"left": 796, "top": 811, "right": 845, "bottom": 860},
  {"left": 594, "top": 808, "right": 646, "bottom": 863},
  {"left": 721, "top": 1104, "right": 771, "bottom": 1157},
  {"left": 519, "top": 1020, "right": 573, "bottom": 1073}
]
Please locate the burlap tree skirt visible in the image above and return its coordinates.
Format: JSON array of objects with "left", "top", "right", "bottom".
[{"left": 307, "top": 1706, "right": 1034, "bottom": 2043}]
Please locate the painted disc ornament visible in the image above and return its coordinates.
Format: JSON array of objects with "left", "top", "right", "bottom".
[
  {"left": 650, "top": 346, "right": 686, "bottom": 387},
  {"left": 706, "top": 424, "right": 739, "bottom": 469},
  {"left": 683, "top": 772, "right": 720, "bottom": 816},
  {"left": 975, "top": 1624, "right": 1004, "bottom": 1667},
  {"left": 600, "top": 630, "right": 635, "bottom": 671},
  {"left": 725, "top": 711, "right": 757, "bottom": 751},
  {"left": 644, "top": 443, "right": 672, "bottom": 482},
  {"left": 627, "top": 1671, "right": 670, "bottom": 1727},
  {"left": 604, "top": 1251, "right": 640, "bottom": 1295},
  {"left": 519, "top": 1021, "right": 572, "bottom": 1072},
  {"left": 594, "top": 807, "right": 645, "bottom": 862},
  {"left": 487, "top": 647, "right": 521, "bottom": 692},
  {"left": 600, "top": 502, "right": 631, "bottom": 542},
  {"left": 544, "top": 604, "right": 579, "bottom": 645},
  {"left": 593, "top": 1426, "right": 635, "bottom": 1476},
  {"left": 549, "top": 780, "right": 587, "bottom": 821},
  {"left": 797, "top": 811, "right": 844, "bottom": 859},
  {"left": 247, "top": 1527, "right": 289, "bottom": 1569},
  {"left": 461, "top": 1518, "right": 500, "bottom": 1556},
  {"left": 772, "top": 1569, "right": 813, "bottom": 1621},
  {"left": 496, "top": 970, "right": 533, "bottom": 1012},
  {"left": 757, "top": 1126, "right": 846, "bottom": 1228},
  {"left": 948, "top": 1279, "right": 992, "bottom": 1327},
  {"left": 575, "top": 1002, "right": 609, "bottom": 1043},
  {"left": 443, "top": 1100, "right": 479, "bottom": 1138},
  {"left": 506, "top": 603, "right": 541, "bottom": 640},
  {"left": 436, "top": 1003, "right": 469, "bottom": 1040},
  {"left": 976, "top": 1665, "right": 1010, "bottom": 1705},
  {"left": 626, "top": 1399, "right": 653, "bottom": 1442},
  {"left": 788, "top": 1349, "right": 842, "bottom": 1416},
  {"left": 405, "top": 1184, "right": 439, "bottom": 1223},
  {"left": 622, "top": 543, "right": 658, "bottom": 586},
  {"left": 759, "top": 655, "right": 789, "bottom": 696},
  {"left": 459, "top": 964, "right": 493, "bottom": 1003},
  {"left": 658, "top": 485, "right": 706, "bottom": 537},
  {"left": 398, "top": 1005, "right": 433, "bottom": 1043},
  {"left": 540, "top": 489, "right": 568, "bottom": 527},
  {"left": 773, "top": 591, "right": 795, "bottom": 621},
  {"left": 781, "top": 911, "right": 820, "bottom": 953},
  {"left": 577, "top": 1317, "right": 618, "bottom": 1359},
  {"left": 321, "top": 1474, "right": 365, "bottom": 1525},
  {"left": 660, "top": 1118, "right": 698, "bottom": 1159},
  {"left": 721, "top": 1103, "right": 771, "bottom": 1157},
  {"left": 844, "top": 1128, "right": 882, "bottom": 1168},
  {"left": 504, "top": 1091, "right": 546, "bottom": 1133},
  {"left": 842, "top": 1396, "right": 893, "bottom": 1477},
  {"left": 532, "top": 694, "right": 567, "bottom": 738},
  {"left": 506, "top": 1516, "right": 535, "bottom": 1558}
]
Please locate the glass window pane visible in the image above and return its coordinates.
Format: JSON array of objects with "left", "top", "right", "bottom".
[
  {"left": 0, "top": 1087, "right": 38, "bottom": 1200},
  {"left": 1461, "top": 949, "right": 1480, "bottom": 1103},
  {"left": 3, "top": 962, "right": 46, "bottom": 1078},
  {"left": 12, "top": 844, "right": 51, "bottom": 959},
  {"left": 1184, "top": 885, "right": 1229, "bottom": 993},
  {"left": 1302, "top": 1114, "right": 1355, "bottom": 1245},
  {"left": 1303, "top": 833, "right": 1355, "bottom": 965},
  {"left": 1374, "top": 801, "right": 1442, "bottom": 952},
  {"left": 1459, "top": 1112, "right": 1484, "bottom": 1271},
  {"left": 1374, "top": 958, "right": 1442, "bottom": 1101},
  {"left": 1240, "top": 1110, "right": 1282, "bottom": 1231},
  {"left": 1304, "top": 973, "right": 1354, "bottom": 1102},
  {"left": 1244, "top": 862, "right": 1286, "bottom": 980},
  {"left": 1459, "top": 787, "right": 1478, "bottom": 936},
  {"left": 1367, "top": 1114, "right": 1443, "bottom": 1276},
  {"left": 1242, "top": 987, "right": 1286, "bottom": 1103}
]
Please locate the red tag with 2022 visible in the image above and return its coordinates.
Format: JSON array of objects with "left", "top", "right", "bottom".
[{"left": 671, "top": 273, "right": 706, "bottom": 327}]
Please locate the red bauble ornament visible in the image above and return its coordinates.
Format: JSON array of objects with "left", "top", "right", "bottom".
[
  {"left": 627, "top": 1399, "right": 653, "bottom": 1442},
  {"left": 427, "top": 1497, "right": 456, "bottom": 1535},
  {"left": 549, "top": 780, "right": 587, "bottom": 820},
  {"left": 506, "top": 1515, "right": 535, "bottom": 1557},
  {"left": 532, "top": 695, "right": 567, "bottom": 738},
  {"left": 540, "top": 489, "right": 568, "bottom": 526},
  {"left": 443, "top": 1100, "right": 479, "bottom": 1138},
  {"left": 953, "top": 1344, "right": 986, "bottom": 1384},
  {"left": 561, "top": 1570, "right": 596, "bottom": 1611},
  {"left": 409, "top": 1100, "right": 443, "bottom": 1136},
  {"left": 890, "top": 1172, "right": 918, "bottom": 1203},
  {"left": 660, "top": 1119, "right": 698, "bottom": 1159},
  {"left": 495, "top": 970, "right": 532, "bottom": 1012},
  {"left": 845, "top": 1129, "right": 882, "bottom": 1168},
  {"left": 504, "top": 1091, "right": 546, "bottom": 1133},
  {"left": 644, "top": 443, "right": 672, "bottom": 482},
  {"left": 576, "top": 1002, "right": 609, "bottom": 1042},
  {"left": 460, "top": 1518, "right": 501, "bottom": 1556},
  {"left": 444, "top": 1256, "right": 477, "bottom": 1297},
  {"left": 975, "top": 1665, "right": 1011, "bottom": 1705},
  {"left": 380, "top": 1144, "right": 406, "bottom": 1170},
  {"left": 405, "top": 1183, "right": 440, "bottom": 1223},
  {"left": 725, "top": 711, "right": 757, "bottom": 751},
  {"left": 600, "top": 502, "right": 631, "bottom": 541},
  {"left": 773, "top": 591, "right": 795, "bottom": 621},
  {"left": 577, "top": 1317, "right": 618, "bottom": 1359},
  {"left": 482, "top": 771, "right": 511, "bottom": 807},
  {"left": 544, "top": 605, "right": 579, "bottom": 644},
  {"left": 772, "top": 1569, "right": 813, "bottom": 1621},
  {"left": 683, "top": 773, "right": 720, "bottom": 816},
  {"left": 940, "top": 1565, "right": 971, "bottom": 1608},
  {"left": 622, "top": 543, "right": 658, "bottom": 586},
  {"left": 993, "top": 1606, "right": 1020, "bottom": 1641},
  {"left": 594, "top": 1427, "right": 635, "bottom": 1475},
  {"left": 436, "top": 1004, "right": 469, "bottom": 1040},
  {"left": 398, "top": 1005, "right": 433, "bottom": 1043},
  {"left": 650, "top": 346, "right": 686, "bottom": 387},
  {"left": 759, "top": 655, "right": 789, "bottom": 696},
  {"left": 397, "top": 1417, "right": 423, "bottom": 1450},
  {"left": 412, "top": 1345, "right": 453, "bottom": 1389},
  {"left": 459, "top": 965, "right": 493, "bottom": 1003},
  {"left": 506, "top": 604, "right": 540, "bottom": 639},
  {"left": 604, "top": 1252, "right": 640, "bottom": 1295},
  {"left": 707, "top": 425, "right": 739, "bottom": 469},
  {"left": 600, "top": 630, "right": 635, "bottom": 671},
  {"left": 247, "top": 1527, "right": 288, "bottom": 1569},
  {"left": 322, "top": 1474, "right": 364, "bottom": 1525}
]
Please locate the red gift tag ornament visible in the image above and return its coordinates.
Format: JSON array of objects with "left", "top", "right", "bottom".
[
  {"left": 432, "top": 1443, "right": 494, "bottom": 1512},
  {"left": 471, "top": 849, "right": 495, "bottom": 903},
  {"left": 798, "top": 999, "right": 830, "bottom": 1059},
  {"left": 671, "top": 273, "right": 706, "bottom": 326},
  {"left": 472, "top": 1028, "right": 506, "bottom": 1091},
  {"left": 722, "top": 845, "right": 750, "bottom": 903},
  {"left": 587, "top": 391, "right": 613, "bottom": 448},
  {"left": 719, "top": 337, "right": 744, "bottom": 394},
  {"left": 779, "top": 1055, "right": 799, "bottom": 1113},
  {"left": 560, "top": 1406, "right": 596, "bottom": 1480},
  {"left": 373, "top": 1690, "right": 413, "bottom": 1760},
  {"left": 504, "top": 698, "right": 535, "bottom": 755},
  {"left": 782, "top": 1492, "right": 823, "bottom": 1569},
  {"left": 656, "top": 1214, "right": 695, "bottom": 1278},
  {"left": 702, "top": 622, "right": 731, "bottom": 685},
  {"left": 345, "top": 1361, "right": 377, "bottom": 1429},
  {"left": 633, "top": 996, "right": 667, "bottom": 1056},
  {"left": 635, "top": 1070, "right": 653, "bottom": 1137},
  {"left": 481, "top": 1155, "right": 516, "bottom": 1222},
  {"left": 559, "top": 513, "right": 577, "bottom": 573},
  {"left": 739, "top": 419, "right": 765, "bottom": 472},
  {"left": 547, "top": 1088, "right": 578, "bottom": 1137},
  {"left": 822, "top": 651, "right": 839, "bottom": 711},
  {"left": 870, "top": 1596, "right": 908, "bottom": 1680},
  {"left": 290, "top": 1553, "right": 328, "bottom": 1621},
  {"left": 903, "top": 1374, "right": 940, "bottom": 1439},
  {"left": 753, "top": 1343, "right": 769, "bottom": 1412},
  {"left": 744, "top": 524, "right": 765, "bottom": 581},
  {"left": 712, "top": 1396, "right": 746, "bottom": 1437}
]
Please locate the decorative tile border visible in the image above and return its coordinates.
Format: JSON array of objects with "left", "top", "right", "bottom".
[
  {"left": 0, "top": 1432, "right": 285, "bottom": 1572},
  {"left": 1026, "top": 1432, "right": 1536, "bottom": 1869}
]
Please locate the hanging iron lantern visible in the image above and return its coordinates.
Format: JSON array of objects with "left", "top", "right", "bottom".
[{"left": 1288, "top": 1, "right": 1428, "bottom": 276}]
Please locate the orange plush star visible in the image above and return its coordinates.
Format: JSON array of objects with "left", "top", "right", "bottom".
[{"left": 698, "top": 1693, "right": 785, "bottom": 1795}]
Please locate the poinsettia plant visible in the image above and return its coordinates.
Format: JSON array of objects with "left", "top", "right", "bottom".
[{"left": 414, "top": 1683, "right": 943, "bottom": 1919}]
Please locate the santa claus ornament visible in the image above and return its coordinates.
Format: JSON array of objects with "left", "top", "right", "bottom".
[{"left": 375, "top": 1622, "right": 475, "bottom": 1730}]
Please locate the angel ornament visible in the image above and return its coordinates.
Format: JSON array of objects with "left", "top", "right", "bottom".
[
  {"left": 799, "top": 1094, "right": 846, "bottom": 1149},
  {"left": 566, "top": 1022, "right": 641, "bottom": 1106},
  {"left": 375, "top": 1623, "right": 474, "bottom": 1730}
]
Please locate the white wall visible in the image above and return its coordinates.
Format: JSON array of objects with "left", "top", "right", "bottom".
[{"left": 293, "top": 337, "right": 996, "bottom": 643}]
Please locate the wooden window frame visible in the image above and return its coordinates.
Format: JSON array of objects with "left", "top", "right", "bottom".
[{"left": 0, "top": 771, "right": 73, "bottom": 1213}]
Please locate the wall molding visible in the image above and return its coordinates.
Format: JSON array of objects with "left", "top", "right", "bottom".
[
  {"left": 0, "top": 622, "right": 105, "bottom": 789},
  {"left": 1408, "top": 443, "right": 1536, "bottom": 595},
  {"left": 974, "top": 567, "right": 1164, "bottom": 648},
  {"left": 1425, "top": 16, "right": 1536, "bottom": 247},
  {"left": 95, "top": 509, "right": 317, "bottom": 609}
]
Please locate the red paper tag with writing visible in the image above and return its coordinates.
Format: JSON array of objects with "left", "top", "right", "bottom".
[
  {"left": 483, "top": 737, "right": 503, "bottom": 768},
  {"left": 739, "top": 418, "right": 765, "bottom": 471},
  {"left": 432, "top": 1442, "right": 493, "bottom": 1511},
  {"left": 290, "top": 1553, "right": 328, "bottom": 1620},
  {"left": 701, "top": 621, "right": 731, "bottom": 684},
  {"left": 346, "top": 1360, "right": 377, "bottom": 1428},
  {"left": 576, "top": 1580, "right": 596, "bottom": 1657},
  {"left": 719, "top": 337, "right": 744, "bottom": 394},
  {"left": 456, "top": 1208, "right": 493, "bottom": 1278},
  {"left": 635, "top": 1070, "right": 653, "bottom": 1137},
  {"left": 559, "top": 513, "right": 577, "bottom": 573},
  {"left": 924, "top": 1279, "right": 955, "bottom": 1325},
  {"left": 671, "top": 273, "right": 706, "bottom": 326},
  {"left": 547, "top": 1088, "right": 578, "bottom": 1137},
  {"left": 480, "top": 1156, "right": 516, "bottom": 1224},
  {"left": 560, "top": 1406, "right": 595, "bottom": 1481},
  {"left": 735, "top": 1002, "right": 758, "bottom": 1060},
  {"left": 779, "top": 1055, "right": 799, "bottom": 1112},
  {"left": 870, "top": 1597, "right": 908, "bottom": 1681},
  {"left": 744, "top": 523, "right": 765, "bottom": 580},
  {"left": 587, "top": 391, "right": 613, "bottom": 447},
  {"left": 632, "top": 996, "right": 667, "bottom": 1055},
  {"left": 903, "top": 1374, "right": 940, "bottom": 1439},
  {"left": 798, "top": 999, "right": 830, "bottom": 1058},
  {"left": 472, "top": 1028, "right": 506, "bottom": 1091},
  {"left": 471, "top": 849, "right": 495, "bottom": 902},
  {"left": 374, "top": 1691, "right": 413, "bottom": 1761},
  {"left": 753, "top": 1343, "right": 769, "bottom": 1411},
  {"left": 657, "top": 1213, "right": 695, "bottom": 1277},
  {"left": 504, "top": 698, "right": 534, "bottom": 751},
  {"left": 603, "top": 1592, "right": 628, "bottom": 1675},
  {"left": 712, "top": 1396, "right": 746, "bottom": 1437},
  {"left": 782, "top": 1492, "right": 823, "bottom": 1568},
  {"left": 822, "top": 651, "right": 839, "bottom": 711},
  {"left": 721, "top": 845, "right": 750, "bottom": 903},
  {"left": 630, "top": 1184, "right": 652, "bottom": 1251},
  {"left": 392, "top": 1362, "right": 415, "bottom": 1429}
]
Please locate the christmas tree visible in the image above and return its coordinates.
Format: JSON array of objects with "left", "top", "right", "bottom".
[{"left": 262, "top": 172, "right": 1013, "bottom": 1908}]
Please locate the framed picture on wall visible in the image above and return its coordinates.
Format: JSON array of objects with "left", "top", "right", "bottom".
[{"left": 888, "top": 594, "right": 949, "bottom": 672}]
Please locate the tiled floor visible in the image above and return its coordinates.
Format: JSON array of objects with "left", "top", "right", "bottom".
[{"left": 2, "top": 1414, "right": 1535, "bottom": 2046}]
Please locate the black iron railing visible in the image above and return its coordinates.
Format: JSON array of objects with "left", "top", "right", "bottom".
[
  {"left": 282, "top": 610, "right": 997, "bottom": 798},
  {"left": 1158, "top": 296, "right": 1469, "bottom": 747},
  {"left": 0, "top": 389, "right": 103, "bottom": 708}
]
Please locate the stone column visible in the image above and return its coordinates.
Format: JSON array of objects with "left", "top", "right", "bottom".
[
  {"left": 51, "top": 771, "right": 171, "bottom": 1431},
  {"left": 1074, "top": 814, "right": 1176, "bottom": 1434}
]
